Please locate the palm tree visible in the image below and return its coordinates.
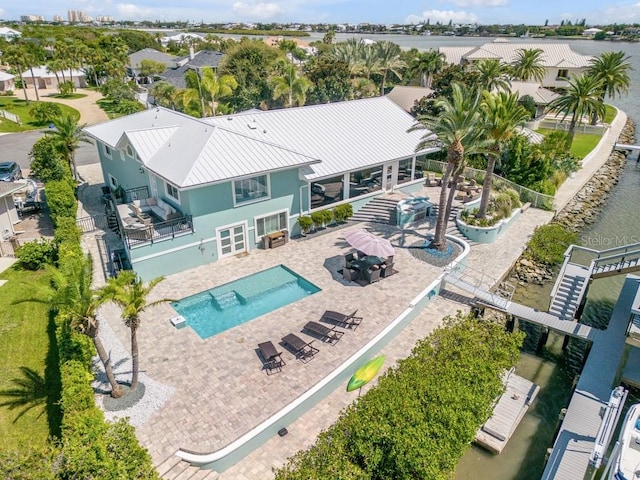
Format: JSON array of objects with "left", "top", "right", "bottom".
[
  {"left": 269, "top": 60, "right": 313, "bottom": 107},
  {"left": 374, "top": 41, "right": 406, "bottom": 95},
  {"left": 510, "top": 48, "right": 546, "bottom": 84},
  {"left": 199, "top": 67, "right": 238, "bottom": 115},
  {"left": 588, "top": 51, "right": 632, "bottom": 123},
  {"left": 2, "top": 44, "right": 30, "bottom": 103},
  {"left": 547, "top": 73, "right": 605, "bottom": 144},
  {"left": 151, "top": 81, "right": 178, "bottom": 110},
  {"left": 477, "top": 91, "right": 530, "bottom": 219},
  {"left": 410, "top": 83, "right": 490, "bottom": 251},
  {"left": 32, "top": 256, "right": 124, "bottom": 398},
  {"left": 473, "top": 59, "right": 511, "bottom": 92},
  {"left": 45, "top": 115, "right": 91, "bottom": 181},
  {"left": 408, "top": 49, "right": 445, "bottom": 88},
  {"left": 101, "top": 272, "right": 172, "bottom": 391}
]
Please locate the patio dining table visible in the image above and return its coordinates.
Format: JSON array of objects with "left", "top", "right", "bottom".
[{"left": 350, "top": 255, "right": 384, "bottom": 271}]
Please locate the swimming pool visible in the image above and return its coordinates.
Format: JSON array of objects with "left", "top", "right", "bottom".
[{"left": 171, "top": 265, "right": 321, "bottom": 339}]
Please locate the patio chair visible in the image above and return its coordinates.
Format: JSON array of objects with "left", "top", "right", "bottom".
[
  {"left": 303, "top": 321, "right": 344, "bottom": 344},
  {"left": 343, "top": 268, "right": 359, "bottom": 282},
  {"left": 424, "top": 173, "right": 439, "bottom": 187},
  {"left": 282, "top": 333, "right": 319, "bottom": 362},
  {"left": 321, "top": 309, "right": 363, "bottom": 330},
  {"left": 381, "top": 262, "right": 397, "bottom": 278},
  {"left": 258, "top": 341, "right": 286, "bottom": 374},
  {"left": 345, "top": 252, "right": 355, "bottom": 268},
  {"left": 363, "top": 268, "right": 381, "bottom": 284}
]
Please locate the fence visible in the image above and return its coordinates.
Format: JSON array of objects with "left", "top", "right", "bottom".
[
  {"left": 0, "top": 109, "right": 20, "bottom": 125},
  {"left": 422, "top": 159, "right": 555, "bottom": 210},
  {"left": 76, "top": 214, "right": 113, "bottom": 234}
]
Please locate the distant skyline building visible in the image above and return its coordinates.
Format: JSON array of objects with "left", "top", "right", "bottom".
[
  {"left": 67, "top": 9, "right": 92, "bottom": 23},
  {"left": 53, "top": 15, "right": 63, "bottom": 22},
  {"left": 96, "top": 15, "right": 115, "bottom": 23},
  {"left": 20, "top": 14, "right": 45, "bottom": 22}
]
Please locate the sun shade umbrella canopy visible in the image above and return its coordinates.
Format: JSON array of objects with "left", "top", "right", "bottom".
[
  {"left": 343, "top": 229, "right": 394, "bottom": 258},
  {"left": 347, "top": 355, "right": 386, "bottom": 392}
]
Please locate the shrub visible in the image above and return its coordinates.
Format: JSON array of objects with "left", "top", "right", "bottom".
[
  {"left": 310, "top": 211, "right": 325, "bottom": 229},
  {"left": 525, "top": 224, "right": 579, "bottom": 265},
  {"left": 503, "top": 188, "right": 521, "bottom": 209},
  {"left": 298, "top": 215, "right": 313, "bottom": 234},
  {"left": 29, "top": 103, "right": 63, "bottom": 125},
  {"left": 517, "top": 94, "right": 537, "bottom": 119},
  {"left": 16, "top": 238, "right": 57, "bottom": 270},
  {"left": 45, "top": 180, "right": 77, "bottom": 227},
  {"left": 318, "top": 209, "right": 333, "bottom": 227},
  {"left": 29, "top": 136, "right": 69, "bottom": 183},
  {"left": 58, "top": 81, "right": 75, "bottom": 97},
  {"left": 333, "top": 203, "right": 353, "bottom": 223}
]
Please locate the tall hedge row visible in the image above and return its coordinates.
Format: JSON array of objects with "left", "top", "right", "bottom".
[
  {"left": 274, "top": 313, "right": 523, "bottom": 480},
  {"left": 46, "top": 176, "right": 159, "bottom": 478}
]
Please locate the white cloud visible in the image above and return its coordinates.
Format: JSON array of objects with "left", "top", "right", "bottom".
[
  {"left": 232, "top": 1, "right": 284, "bottom": 20},
  {"left": 406, "top": 9, "right": 479, "bottom": 24},
  {"left": 0, "top": 8, "right": 5, "bottom": 17},
  {"left": 446, "top": 0, "right": 506, "bottom": 6},
  {"left": 116, "top": 3, "right": 156, "bottom": 18}
]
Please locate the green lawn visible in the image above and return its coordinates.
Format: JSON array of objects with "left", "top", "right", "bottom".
[
  {"left": 97, "top": 98, "right": 125, "bottom": 119},
  {"left": 0, "top": 268, "right": 61, "bottom": 451},
  {"left": 604, "top": 104, "right": 617, "bottom": 124},
  {"left": 0, "top": 97, "right": 80, "bottom": 133},
  {"left": 537, "top": 128, "right": 601, "bottom": 159},
  {"left": 48, "top": 93, "right": 87, "bottom": 100}
]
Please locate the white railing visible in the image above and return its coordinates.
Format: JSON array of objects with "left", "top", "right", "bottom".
[{"left": 0, "top": 109, "right": 20, "bottom": 124}]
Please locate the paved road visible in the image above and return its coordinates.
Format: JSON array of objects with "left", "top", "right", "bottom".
[{"left": 0, "top": 131, "right": 99, "bottom": 171}]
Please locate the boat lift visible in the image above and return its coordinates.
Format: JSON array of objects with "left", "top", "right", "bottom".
[{"left": 589, "top": 385, "right": 628, "bottom": 470}]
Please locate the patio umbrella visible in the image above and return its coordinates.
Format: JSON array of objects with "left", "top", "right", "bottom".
[
  {"left": 343, "top": 229, "right": 394, "bottom": 258},
  {"left": 347, "top": 355, "right": 386, "bottom": 392}
]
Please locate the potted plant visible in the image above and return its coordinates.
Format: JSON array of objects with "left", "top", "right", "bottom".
[
  {"left": 333, "top": 205, "right": 347, "bottom": 224},
  {"left": 298, "top": 215, "right": 313, "bottom": 236},
  {"left": 319, "top": 209, "right": 333, "bottom": 228},
  {"left": 310, "top": 211, "right": 325, "bottom": 230}
]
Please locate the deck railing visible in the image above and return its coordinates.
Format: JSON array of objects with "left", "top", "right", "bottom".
[
  {"left": 123, "top": 215, "right": 194, "bottom": 248},
  {"left": 76, "top": 214, "right": 113, "bottom": 234}
]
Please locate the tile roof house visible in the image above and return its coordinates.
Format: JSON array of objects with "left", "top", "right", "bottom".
[
  {"left": 84, "top": 96, "right": 434, "bottom": 279},
  {"left": 440, "top": 41, "right": 593, "bottom": 88}
]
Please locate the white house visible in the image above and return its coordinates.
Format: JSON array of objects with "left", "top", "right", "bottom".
[
  {"left": 0, "top": 27, "right": 21, "bottom": 40},
  {"left": 20, "top": 66, "right": 87, "bottom": 89},
  {"left": 0, "top": 71, "right": 15, "bottom": 92},
  {"left": 440, "top": 41, "right": 593, "bottom": 88},
  {"left": 582, "top": 28, "right": 603, "bottom": 37}
]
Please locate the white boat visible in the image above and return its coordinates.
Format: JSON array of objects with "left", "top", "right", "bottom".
[{"left": 611, "top": 403, "right": 640, "bottom": 479}]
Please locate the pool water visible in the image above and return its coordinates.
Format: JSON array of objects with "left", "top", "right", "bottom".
[{"left": 171, "top": 265, "right": 321, "bottom": 339}]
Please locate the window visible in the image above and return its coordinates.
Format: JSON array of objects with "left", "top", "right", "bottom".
[
  {"left": 126, "top": 145, "right": 134, "bottom": 157},
  {"left": 104, "top": 145, "right": 112, "bottom": 157},
  {"left": 108, "top": 174, "right": 118, "bottom": 188},
  {"left": 256, "top": 211, "right": 288, "bottom": 239},
  {"left": 233, "top": 174, "right": 269, "bottom": 205},
  {"left": 166, "top": 183, "right": 180, "bottom": 202},
  {"left": 556, "top": 69, "right": 569, "bottom": 80}
]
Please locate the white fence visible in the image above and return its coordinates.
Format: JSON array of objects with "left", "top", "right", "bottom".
[{"left": 0, "top": 109, "right": 20, "bottom": 124}]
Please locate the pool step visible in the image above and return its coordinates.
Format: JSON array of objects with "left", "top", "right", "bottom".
[
  {"left": 156, "top": 455, "right": 219, "bottom": 479},
  {"left": 210, "top": 290, "right": 241, "bottom": 310}
]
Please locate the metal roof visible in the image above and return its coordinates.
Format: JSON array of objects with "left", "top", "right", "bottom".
[
  {"left": 85, "top": 107, "right": 320, "bottom": 189},
  {"left": 0, "top": 181, "right": 27, "bottom": 199},
  {"left": 0, "top": 71, "right": 14, "bottom": 81},
  {"left": 386, "top": 86, "right": 434, "bottom": 112},
  {"left": 507, "top": 81, "right": 559, "bottom": 105},
  {"left": 128, "top": 48, "right": 181, "bottom": 69},
  {"left": 206, "top": 96, "right": 432, "bottom": 180},
  {"left": 441, "top": 42, "right": 593, "bottom": 68}
]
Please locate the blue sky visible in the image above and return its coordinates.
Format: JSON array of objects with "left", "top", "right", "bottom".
[{"left": 2, "top": 0, "right": 639, "bottom": 25}]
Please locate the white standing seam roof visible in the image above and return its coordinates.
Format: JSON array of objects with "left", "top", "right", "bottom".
[
  {"left": 85, "top": 108, "right": 321, "bottom": 188},
  {"left": 206, "top": 96, "right": 431, "bottom": 181},
  {"left": 0, "top": 71, "right": 14, "bottom": 81},
  {"left": 440, "top": 42, "right": 593, "bottom": 68},
  {"left": 507, "top": 81, "right": 559, "bottom": 105},
  {"left": 20, "top": 66, "right": 86, "bottom": 79}
]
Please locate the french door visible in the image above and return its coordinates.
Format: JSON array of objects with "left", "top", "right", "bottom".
[{"left": 217, "top": 223, "right": 247, "bottom": 257}]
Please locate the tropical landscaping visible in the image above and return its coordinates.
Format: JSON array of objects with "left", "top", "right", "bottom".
[{"left": 0, "top": 21, "right": 634, "bottom": 479}]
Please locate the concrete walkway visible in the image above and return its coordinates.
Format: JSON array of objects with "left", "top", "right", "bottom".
[{"left": 79, "top": 108, "right": 629, "bottom": 479}]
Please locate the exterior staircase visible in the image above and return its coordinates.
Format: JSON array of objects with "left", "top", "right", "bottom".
[
  {"left": 548, "top": 273, "right": 587, "bottom": 321},
  {"left": 351, "top": 197, "right": 398, "bottom": 225},
  {"left": 156, "top": 455, "right": 219, "bottom": 480}
]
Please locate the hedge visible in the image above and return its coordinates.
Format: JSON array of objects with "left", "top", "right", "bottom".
[
  {"left": 45, "top": 179, "right": 77, "bottom": 228},
  {"left": 274, "top": 313, "right": 523, "bottom": 479}
]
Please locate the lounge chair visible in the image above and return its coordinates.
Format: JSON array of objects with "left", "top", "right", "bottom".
[
  {"left": 424, "top": 173, "right": 439, "bottom": 187},
  {"left": 282, "top": 333, "right": 319, "bottom": 361},
  {"left": 303, "top": 321, "right": 344, "bottom": 344},
  {"left": 321, "top": 309, "right": 363, "bottom": 330},
  {"left": 258, "top": 341, "right": 285, "bottom": 374}
]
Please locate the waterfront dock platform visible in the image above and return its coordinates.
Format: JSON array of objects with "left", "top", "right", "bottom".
[
  {"left": 541, "top": 276, "right": 639, "bottom": 480},
  {"left": 475, "top": 373, "right": 539, "bottom": 454}
]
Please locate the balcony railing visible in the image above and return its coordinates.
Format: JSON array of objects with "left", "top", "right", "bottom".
[
  {"left": 122, "top": 215, "right": 194, "bottom": 248},
  {"left": 124, "top": 185, "right": 150, "bottom": 203}
]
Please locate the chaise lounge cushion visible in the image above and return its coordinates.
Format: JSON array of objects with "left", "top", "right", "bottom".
[{"left": 131, "top": 197, "right": 178, "bottom": 221}]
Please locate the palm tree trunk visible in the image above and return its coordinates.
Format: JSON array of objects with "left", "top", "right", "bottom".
[
  {"left": 68, "top": 154, "right": 78, "bottom": 181},
  {"left": 18, "top": 73, "right": 29, "bottom": 104},
  {"left": 444, "top": 169, "right": 463, "bottom": 232},
  {"left": 478, "top": 153, "right": 498, "bottom": 218},
  {"left": 29, "top": 68, "right": 40, "bottom": 102},
  {"left": 130, "top": 326, "right": 139, "bottom": 391},
  {"left": 568, "top": 117, "right": 577, "bottom": 145},
  {"left": 429, "top": 162, "right": 454, "bottom": 250},
  {"left": 92, "top": 334, "right": 124, "bottom": 398}
]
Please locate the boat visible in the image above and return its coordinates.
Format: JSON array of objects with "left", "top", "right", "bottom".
[{"left": 611, "top": 403, "right": 640, "bottom": 479}]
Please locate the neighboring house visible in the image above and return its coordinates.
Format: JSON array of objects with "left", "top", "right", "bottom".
[
  {"left": 582, "top": 28, "right": 603, "bottom": 37},
  {"left": 127, "top": 48, "right": 182, "bottom": 82},
  {"left": 20, "top": 66, "right": 87, "bottom": 89},
  {"left": 386, "top": 86, "right": 434, "bottom": 113},
  {"left": 505, "top": 81, "right": 559, "bottom": 118},
  {"left": 160, "top": 32, "right": 204, "bottom": 46},
  {"left": 159, "top": 49, "right": 225, "bottom": 89},
  {"left": 440, "top": 41, "right": 593, "bottom": 88},
  {"left": 0, "top": 182, "right": 24, "bottom": 243},
  {"left": 0, "top": 27, "right": 21, "bottom": 40},
  {"left": 84, "top": 97, "right": 434, "bottom": 279},
  {"left": 0, "top": 71, "right": 15, "bottom": 92}
]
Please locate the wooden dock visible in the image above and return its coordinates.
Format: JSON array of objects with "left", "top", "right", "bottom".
[{"left": 475, "top": 372, "right": 540, "bottom": 454}]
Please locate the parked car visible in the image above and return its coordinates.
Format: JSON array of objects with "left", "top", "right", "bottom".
[{"left": 0, "top": 162, "right": 22, "bottom": 182}]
